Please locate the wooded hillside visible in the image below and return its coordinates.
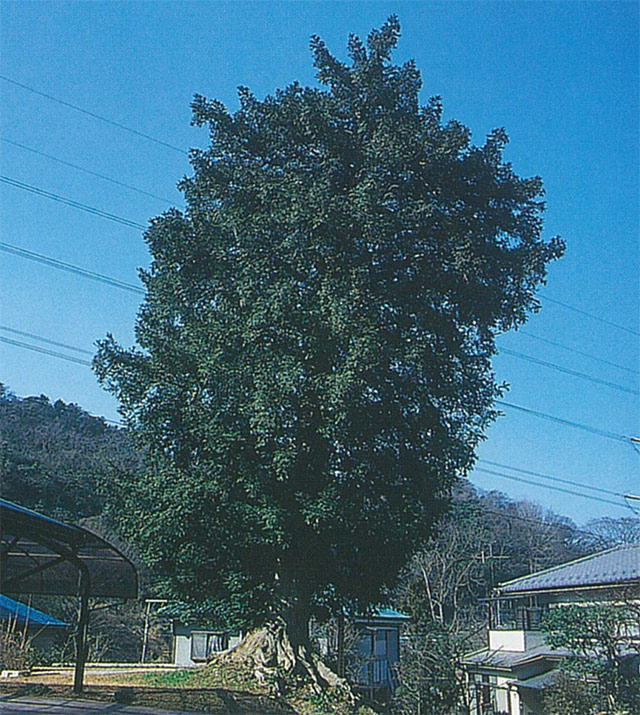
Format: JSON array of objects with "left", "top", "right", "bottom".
[{"left": 0, "top": 384, "right": 142, "bottom": 522}]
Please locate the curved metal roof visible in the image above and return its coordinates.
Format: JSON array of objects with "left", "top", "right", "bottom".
[
  {"left": 496, "top": 545, "right": 640, "bottom": 596},
  {"left": 0, "top": 499, "right": 138, "bottom": 599}
]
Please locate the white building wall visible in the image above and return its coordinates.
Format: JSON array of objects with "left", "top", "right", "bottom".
[
  {"left": 172, "top": 624, "right": 242, "bottom": 667},
  {"left": 174, "top": 633, "right": 195, "bottom": 667},
  {"left": 494, "top": 676, "right": 511, "bottom": 713},
  {"left": 488, "top": 629, "right": 546, "bottom": 652}
]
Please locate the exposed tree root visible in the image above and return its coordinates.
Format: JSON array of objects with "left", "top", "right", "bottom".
[{"left": 207, "top": 619, "right": 354, "bottom": 702}]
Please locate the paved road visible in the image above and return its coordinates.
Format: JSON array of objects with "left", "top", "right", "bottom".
[{"left": 0, "top": 695, "right": 201, "bottom": 714}]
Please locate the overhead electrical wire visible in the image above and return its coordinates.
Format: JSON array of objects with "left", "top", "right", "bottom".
[
  {"left": 0, "top": 336, "right": 92, "bottom": 367},
  {"left": 1, "top": 78, "right": 633, "bottom": 344},
  {"left": 4, "top": 329, "right": 635, "bottom": 506},
  {"left": 516, "top": 330, "right": 639, "bottom": 376},
  {"left": 499, "top": 347, "right": 639, "bottom": 396},
  {"left": 477, "top": 459, "right": 623, "bottom": 497},
  {"left": 495, "top": 400, "right": 631, "bottom": 444},
  {"left": 474, "top": 467, "right": 626, "bottom": 508},
  {"left": 0, "top": 325, "right": 93, "bottom": 355},
  {"left": 2, "top": 80, "right": 634, "bottom": 348},
  {"left": 0, "top": 241, "right": 145, "bottom": 295},
  {"left": 1, "top": 137, "right": 177, "bottom": 205},
  {"left": 540, "top": 293, "right": 640, "bottom": 337},
  {"left": 2, "top": 77, "right": 636, "bottom": 497},
  {"left": 0, "top": 176, "right": 146, "bottom": 230},
  {"left": 0, "top": 74, "right": 188, "bottom": 156},
  {"left": 3, "top": 326, "right": 635, "bottom": 448}
]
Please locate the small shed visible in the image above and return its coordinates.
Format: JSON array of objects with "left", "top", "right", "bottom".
[
  {"left": 352, "top": 608, "right": 410, "bottom": 694},
  {"left": 171, "top": 621, "right": 243, "bottom": 667}
]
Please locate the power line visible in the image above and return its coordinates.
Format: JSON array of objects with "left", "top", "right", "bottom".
[
  {"left": 2, "top": 336, "right": 634, "bottom": 505},
  {"left": 0, "top": 75, "right": 188, "bottom": 156},
  {"left": 0, "top": 176, "right": 146, "bottom": 230},
  {"left": 0, "top": 326, "right": 93, "bottom": 355},
  {"left": 0, "top": 77, "right": 635, "bottom": 347},
  {"left": 0, "top": 241, "right": 145, "bottom": 295},
  {"left": 540, "top": 294, "right": 640, "bottom": 337},
  {"left": 0, "top": 336, "right": 92, "bottom": 367},
  {"left": 477, "top": 459, "right": 623, "bottom": 497},
  {"left": 499, "top": 348, "right": 639, "bottom": 396},
  {"left": 474, "top": 467, "right": 626, "bottom": 508},
  {"left": 517, "top": 330, "right": 639, "bottom": 376},
  {"left": 495, "top": 400, "right": 631, "bottom": 444},
  {"left": 1, "top": 137, "right": 177, "bottom": 205}
]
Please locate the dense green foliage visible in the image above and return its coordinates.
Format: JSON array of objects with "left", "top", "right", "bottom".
[
  {"left": 542, "top": 604, "right": 640, "bottom": 713},
  {"left": 0, "top": 385, "right": 141, "bottom": 521},
  {"left": 94, "top": 17, "right": 563, "bottom": 630}
]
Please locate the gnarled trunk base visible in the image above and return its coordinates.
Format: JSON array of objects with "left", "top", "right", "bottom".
[{"left": 207, "top": 618, "right": 353, "bottom": 701}]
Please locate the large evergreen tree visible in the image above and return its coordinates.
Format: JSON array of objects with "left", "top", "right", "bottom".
[{"left": 95, "top": 17, "right": 563, "bottom": 685}]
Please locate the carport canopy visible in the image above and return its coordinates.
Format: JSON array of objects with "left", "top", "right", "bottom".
[
  {"left": 1, "top": 499, "right": 138, "bottom": 693},
  {"left": 0, "top": 499, "right": 137, "bottom": 599}
]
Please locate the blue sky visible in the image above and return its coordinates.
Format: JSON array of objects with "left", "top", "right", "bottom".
[{"left": 1, "top": 1, "right": 638, "bottom": 526}]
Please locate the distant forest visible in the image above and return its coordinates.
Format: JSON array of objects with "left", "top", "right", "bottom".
[{"left": 0, "top": 384, "right": 142, "bottom": 522}]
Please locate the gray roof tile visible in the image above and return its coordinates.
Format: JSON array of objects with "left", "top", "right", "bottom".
[{"left": 497, "top": 545, "right": 640, "bottom": 595}]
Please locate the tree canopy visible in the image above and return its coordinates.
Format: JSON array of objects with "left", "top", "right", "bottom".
[{"left": 95, "top": 17, "right": 563, "bottom": 632}]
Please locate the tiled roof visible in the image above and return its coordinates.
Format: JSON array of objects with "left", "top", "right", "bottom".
[
  {"left": 497, "top": 545, "right": 640, "bottom": 595},
  {"left": 510, "top": 670, "right": 559, "bottom": 691},
  {"left": 0, "top": 594, "right": 68, "bottom": 627},
  {"left": 462, "top": 644, "right": 570, "bottom": 669}
]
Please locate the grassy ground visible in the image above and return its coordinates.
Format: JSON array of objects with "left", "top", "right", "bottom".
[{"left": 0, "top": 664, "right": 384, "bottom": 714}]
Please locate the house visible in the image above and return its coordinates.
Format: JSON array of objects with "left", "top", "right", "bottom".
[
  {"left": 461, "top": 544, "right": 640, "bottom": 715},
  {"left": 314, "top": 607, "right": 410, "bottom": 695},
  {"left": 0, "top": 594, "right": 69, "bottom": 653}
]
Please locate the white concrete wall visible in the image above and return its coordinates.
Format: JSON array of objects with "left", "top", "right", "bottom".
[
  {"left": 172, "top": 626, "right": 243, "bottom": 667},
  {"left": 494, "top": 676, "right": 510, "bottom": 714},
  {"left": 488, "top": 629, "right": 545, "bottom": 652},
  {"left": 489, "top": 629, "right": 525, "bottom": 651},
  {"left": 174, "top": 633, "right": 195, "bottom": 667}
]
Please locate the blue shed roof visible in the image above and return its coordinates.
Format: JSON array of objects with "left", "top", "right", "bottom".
[
  {"left": 374, "top": 607, "right": 411, "bottom": 621},
  {"left": 497, "top": 545, "right": 640, "bottom": 595},
  {"left": 352, "top": 606, "right": 411, "bottom": 624},
  {"left": 0, "top": 594, "right": 69, "bottom": 627}
]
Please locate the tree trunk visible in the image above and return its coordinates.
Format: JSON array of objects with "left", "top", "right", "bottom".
[
  {"left": 207, "top": 572, "right": 353, "bottom": 699},
  {"left": 208, "top": 617, "right": 352, "bottom": 699}
]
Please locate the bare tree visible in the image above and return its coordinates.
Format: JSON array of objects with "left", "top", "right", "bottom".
[{"left": 582, "top": 517, "right": 640, "bottom": 549}]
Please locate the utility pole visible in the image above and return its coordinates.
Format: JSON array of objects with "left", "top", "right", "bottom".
[{"left": 141, "top": 599, "right": 167, "bottom": 663}]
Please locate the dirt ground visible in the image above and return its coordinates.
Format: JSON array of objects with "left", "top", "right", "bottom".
[{"left": 0, "top": 668, "right": 295, "bottom": 714}]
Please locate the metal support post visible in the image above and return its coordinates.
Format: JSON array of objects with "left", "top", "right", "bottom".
[{"left": 73, "top": 569, "right": 90, "bottom": 694}]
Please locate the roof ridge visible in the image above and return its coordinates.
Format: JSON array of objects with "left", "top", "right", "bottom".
[{"left": 497, "top": 545, "right": 637, "bottom": 589}]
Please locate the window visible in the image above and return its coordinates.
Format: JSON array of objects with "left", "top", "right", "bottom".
[{"left": 190, "top": 631, "right": 228, "bottom": 661}]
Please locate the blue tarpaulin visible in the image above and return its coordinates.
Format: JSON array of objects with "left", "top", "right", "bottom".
[{"left": 0, "top": 593, "right": 68, "bottom": 628}]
